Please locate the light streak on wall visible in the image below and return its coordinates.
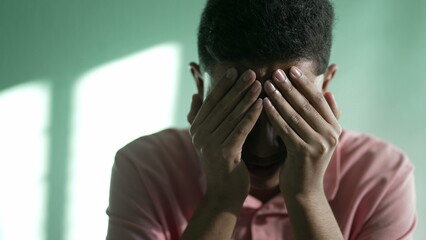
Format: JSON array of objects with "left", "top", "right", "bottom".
[
  {"left": 0, "top": 81, "right": 50, "bottom": 240},
  {"left": 67, "top": 43, "right": 181, "bottom": 239}
]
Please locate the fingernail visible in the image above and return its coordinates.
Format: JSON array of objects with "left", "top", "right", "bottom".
[
  {"left": 275, "top": 69, "right": 286, "bottom": 82},
  {"left": 251, "top": 81, "right": 260, "bottom": 92},
  {"left": 291, "top": 67, "right": 302, "bottom": 79},
  {"left": 264, "top": 97, "right": 273, "bottom": 107},
  {"left": 226, "top": 68, "right": 237, "bottom": 79},
  {"left": 265, "top": 81, "right": 276, "bottom": 92},
  {"left": 255, "top": 98, "right": 263, "bottom": 109},
  {"left": 331, "top": 93, "right": 337, "bottom": 102},
  {"left": 243, "top": 70, "right": 253, "bottom": 82}
]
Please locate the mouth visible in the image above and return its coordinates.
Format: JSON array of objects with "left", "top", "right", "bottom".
[
  {"left": 242, "top": 151, "right": 286, "bottom": 167},
  {"left": 242, "top": 151, "right": 286, "bottom": 178}
]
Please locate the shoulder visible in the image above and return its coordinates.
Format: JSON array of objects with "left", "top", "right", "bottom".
[
  {"left": 334, "top": 130, "right": 416, "bottom": 239},
  {"left": 116, "top": 128, "right": 197, "bottom": 166},
  {"left": 117, "top": 128, "right": 193, "bottom": 157},
  {"left": 338, "top": 129, "right": 414, "bottom": 180},
  {"left": 113, "top": 128, "right": 201, "bottom": 186},
  {"left": 108, "top": 129, "right": 202, "bottom": 238}
]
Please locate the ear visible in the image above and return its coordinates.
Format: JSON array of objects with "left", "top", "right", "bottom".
[
  {"left": 322, "top": 64, "right": 338, "bottom": 93},
  {"left": 189, "top": 62, "right": 204, "bottom": 99}
]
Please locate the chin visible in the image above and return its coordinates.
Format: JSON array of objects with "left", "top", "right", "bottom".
[{"left": 247, "top": 162, "right": 281, "bottom": 190}]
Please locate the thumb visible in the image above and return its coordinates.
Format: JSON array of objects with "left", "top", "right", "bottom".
[
  {"left": 187, "top": 94, "right": 203, "bottom": 124},
  {"left": 324, "top": 92, "right": 340, "bottom": 119}
]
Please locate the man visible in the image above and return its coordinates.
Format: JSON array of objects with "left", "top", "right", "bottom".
[{"left": 106, "top": 0, "right": 416, "bottom": 239}]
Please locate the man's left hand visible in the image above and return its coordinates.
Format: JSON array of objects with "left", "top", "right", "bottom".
[{"left": 263, "top": 66, "right": 342, "bottom": 199}]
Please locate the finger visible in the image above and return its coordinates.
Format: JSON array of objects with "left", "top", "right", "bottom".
[
  {"left": 190, "top": 68, "right": 238, "bottom": 133},
  {"left": 271, "top": 72, "right": 328, "bottom": 134},
  {"left": 324, "top": 92, "right": 340, "bottom": 119},
  {"left": 223, "top": 98, "right": 263, "bottom": 155},
  {"left": 264, "top": 80, "right": 317, "bottom": 142},
  {"left": 288, "top": 67, "right": 339, "bottom": 127},
  {"left": 215, "top": 81, "right": 262, "bottom": 138},
  {"left": 187, "top": 94, "right": 203, "bottom": 124},
  {"left": 263, "top": 97, "right": 305, "bottom": 149},
  {"left": 198, "top": 69, "right": 256, "bottom": 134}
]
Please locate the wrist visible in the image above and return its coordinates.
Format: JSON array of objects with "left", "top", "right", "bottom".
[
  {"left": 279, "top": 169, "right": 325, "bottom": 200},
  {"left": 281, "top": 182, "right": 325, "bottom": 202},
  {"left": 283, "top": 187, "right": 327, "bottom": 208},
  {"left": 282, "top": 186, "right": 343, "bottom": 240},
  {"left": 182, "top": 188, "right": 244, "bottom": 240}
]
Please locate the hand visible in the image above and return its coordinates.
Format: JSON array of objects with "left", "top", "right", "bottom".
[
  {"left": 263, "top": 66, "right": 342, "bottom": 198},
  {"left": 187, "top": 68, "right": 263, "bottom": 206}
]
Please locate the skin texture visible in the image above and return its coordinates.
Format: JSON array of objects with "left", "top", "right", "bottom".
[{"left": 182, "top": 60, "right": 344, "bottom": 240}]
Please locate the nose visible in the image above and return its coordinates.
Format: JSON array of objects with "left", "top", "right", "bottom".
[{"left": 243, "top": 111, "right": 283, "bottom": 157}]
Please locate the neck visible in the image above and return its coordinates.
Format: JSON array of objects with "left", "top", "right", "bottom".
[{"left": 249, "top": 186, "right": 281, "bottom": 203}]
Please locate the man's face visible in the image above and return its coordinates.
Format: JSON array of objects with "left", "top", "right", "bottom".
[{"left": 203, "top": 60, "right": 325, "bottom": 191}]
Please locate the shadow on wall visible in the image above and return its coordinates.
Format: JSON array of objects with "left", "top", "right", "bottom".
[{"left": 0, "top": 1, "right": 204, "bottom": 239}]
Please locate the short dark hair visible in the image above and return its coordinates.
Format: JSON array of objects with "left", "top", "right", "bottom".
[{"left": 197, "top": 0, "right": 335, "bottom": 75}]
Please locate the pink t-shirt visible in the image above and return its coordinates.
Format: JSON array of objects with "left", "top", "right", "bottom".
[{"left": 106, "top": 128, "right": 416, "bottom": 240}]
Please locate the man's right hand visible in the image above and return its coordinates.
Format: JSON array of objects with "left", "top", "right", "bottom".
[
  {"left": 182, "top": 67, "right": 262, "bottom": 240},
  {"left": 187, "top": 67, "right": 263, "bottom": 207}
]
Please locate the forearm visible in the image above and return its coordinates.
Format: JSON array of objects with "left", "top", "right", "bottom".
[
  {"left": 184, "top": 67, "right": 259, "bottom": 239},
  {"left": 181, "top": 194, "right": 242, "bottom": 240},
  {"left": 285, "top": 191, "right": 344, "bottom": 240}
]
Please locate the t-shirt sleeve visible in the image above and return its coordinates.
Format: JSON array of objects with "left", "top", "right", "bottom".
[
  {"left": 355, "top": 154, "right": 417, "bottom": 240},
  {"left": 106, "top": 150, "right": 166, "bottom": 240}
]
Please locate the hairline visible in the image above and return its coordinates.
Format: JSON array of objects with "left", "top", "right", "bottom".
[{"left": 199, "top": 57, "right": 324, "bottom": 76}]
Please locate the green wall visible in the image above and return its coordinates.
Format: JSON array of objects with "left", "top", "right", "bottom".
[
  {"left": 331, "top": 2, "right": 426, "bottom": 238},
  {"left": 0, "top": 0, "right": 424, "bottom": 239}
]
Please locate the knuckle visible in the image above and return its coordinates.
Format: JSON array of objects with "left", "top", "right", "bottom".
[
  {"left": 189, "top": 125, "right": 196, "bottom": 136},
  {"left": 217, "top": 101, "right": 229, "bottom": 113},
  {"left": 187, "top": 113, "right": 195, "bottom": 124},
  {"left": 235, "top": 125, "right": 248, "bottom": 137},
  {"left": 281, "top": 122, "right": 291, "bottom": 134},
  {"left": 270, "top": 85, "right": 279, "bottom": 95},
  {"left": 221, "top": 147, "right": 240, "bottom": 164},
  {"left": 192, "top": 134, "right": 201, "bottom": 149},
  {"left": 302, "top": 101, "right": 312, "bottom": 113},
  {"left": 325, "top": 126, "right": 342, "bottom": 146},
  {"left": 203, "top": 97, "right": 212, "bottom": 108},
  {"left": 336, "top": 125, "right": 343, "bottom": 135},
  {"left": 220, "top": 146, "right": 231, "bottom": 159},
  {"left": 235, "top": 79, "right": 247, "bottom": 92},
  {"left": 298, "top": 142, "right": 310, "bottom": 153},
  {"left": 290, "top": 114, "right": 301, "bottom": 125},
  {"left": 331, "top": 135, "right": 339, "bottom": 147},
  {"left": 244, "top": 90, "right": 257, "bottom": 103},
  {"left": 228, "top": 110, "right": 244, "bottom": 126},
  {"left": 313, "top": 110, "right": 322, "bottom": 122},
  {"left": 301, "top": 77, "right": 310, "bottom": 86},
  {"left": 336, "top": 109, "right": 341, "bottom": 119},
  {"left": 200, "top": 144, "right": 212, "bottom": 156},
  {"left": 227, "top": 111, "right": 238, "bottom": 123},
  {"left": 279, "top": 124, "right": 293, "bottom": 138},
  {"left": 317, "top": 142, "right": 329, "bottom": 154},
  {"left": 245, "top": 107, "right": 259, "bottom": 121},
  {"left": 192, "top": 131, "right": 208, "bottom": 150},
  {"left": 248, "top": 107, "right": 259, "bottom": 119},
  {"left": 272, "top": 109, "right": 281, "bottom": 119},
  {"left": 217, "top": 78, "right": 229, "bottom": 89},
  {"left": 315, "top": 92, "right": 326, "bottom": 103},
  {"left": 327, "top": 132, "right": 340, "bottom": 147},
  {"left": 286, "top": 84, "right": 294, "bottom": 94}
]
